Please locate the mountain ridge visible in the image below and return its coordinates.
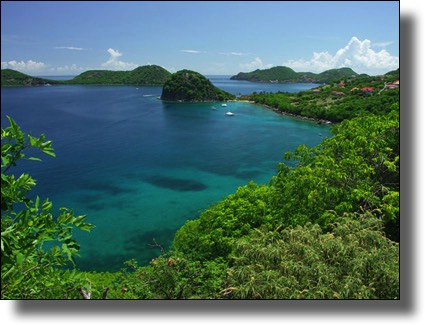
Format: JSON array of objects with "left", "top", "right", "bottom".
[{"left": 230, "top": 66, "right": 360, "bottom": 83}]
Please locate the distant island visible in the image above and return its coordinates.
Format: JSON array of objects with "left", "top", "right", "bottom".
[
  {"left": 230, "top": 66, "right": 362, "bottom": 84},
  {"left": 65, "top": 65, "right": 171, "bottom": 85},
  {"left": 1, "top": 69, "right": 62, "bottom": 86},
  {"left": 1, "top": 65, "right": 171, "bottom": 87},
  {"left": 161, "top": 69, "right": 235, "bottom": 102}
]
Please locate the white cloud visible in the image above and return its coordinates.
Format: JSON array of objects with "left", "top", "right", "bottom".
[
  {"left": 54, "top": 64, "right": 85, "bottom": 73},
  {"left": 285, "top": 37, "right": 399, "bottom": 75},
  {"left": 219, "top": 51, "right": 249, "bottom": 56},
  {"left": 239, "top": 57, "right": 274, "bottom": 71},
  {"left": 101, "top": 48, "right": 138, "bottom": 70},
  {"left": 1, "top": 59, "right": 48, "bottom": 73},
  {"left": 54, "top": 46, "right": 86, "bottom": 51},
  {"left": 180, "top": 49, "right": 206, "bottom": 54}
]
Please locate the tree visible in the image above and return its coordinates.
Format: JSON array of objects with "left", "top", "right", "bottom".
[
  {"left": 272, "top": 110, "right": 399, "bottom": 240},
  {"left": 223, "top": 212, "right": 399, "bottom": 299},
  {"left": 1, "top": 116, "right": 94, "bottom": 299}
]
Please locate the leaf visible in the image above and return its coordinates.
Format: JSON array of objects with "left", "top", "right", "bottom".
[
  {"left": 16, "top": 253, "right": 26, "bottom": 265},
  {"left": 28, "top": 157, "right": 42, "bottom": 162}
]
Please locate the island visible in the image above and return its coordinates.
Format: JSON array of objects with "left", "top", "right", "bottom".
[
  {"left": 161, "top": 69, "right": 235, "bottom": 102},
  {"left": 1, "top": 65, "right": 171, "bottom": 87},
  {"left": 1, "top": 69, "right": 62, "bottom": 86},
  {"left": 65, "top": 65, "right": 171, "bottom": 85},
  {"left": 230, "top": 66, "right": 360, "bottom": 84}
]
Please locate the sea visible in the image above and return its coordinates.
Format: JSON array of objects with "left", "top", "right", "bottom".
[{"left": 1, "top": 76, "right": 330, "bottom": 272}]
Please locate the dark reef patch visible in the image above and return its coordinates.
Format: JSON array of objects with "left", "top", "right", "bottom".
[{"left": 144, "top": 175, "right": 208, "bottom": 192}]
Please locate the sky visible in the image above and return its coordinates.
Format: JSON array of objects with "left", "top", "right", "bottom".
[{"left": 1, "top": 1, "right": 399, "bottom": 76}]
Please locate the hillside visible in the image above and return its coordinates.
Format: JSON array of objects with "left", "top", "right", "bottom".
[
  {"left": 161, "top": 69, "right": 235, "bottom": 102},
  {"left": 242, "top": 68, "right": 399, "bottom": 122},
  {"left": 230, "top": 66, "right": 359, "bottom": 83},
  {"left": 66, "top": 65, "right": 171, "bottom": 85},
  {"left": 1, "top": 69, "right": 61, "bottom": 86}
]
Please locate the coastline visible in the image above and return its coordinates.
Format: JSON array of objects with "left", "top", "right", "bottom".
[{"left": 234, "top": 99, "right": 333, "bottom": 125}]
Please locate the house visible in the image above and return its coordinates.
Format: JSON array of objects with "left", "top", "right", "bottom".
[
  {"left": 361, "top": 87, "right": 374, "bottom": 94},
  {"left": 312, "top": 89, "right": 321, "bottom": 93},
  {"left": 332, "top": 91, "right": 345, "bottom": 96},
  {"left": 387, "top": 84, "right": 399, "bottom": 89}
]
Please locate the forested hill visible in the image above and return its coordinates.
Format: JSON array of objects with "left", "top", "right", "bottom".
[
  {"left": 230, "top": 66, "right": 359, "bottom": 83},
  {"left": 2, "top": 65, "right": 171, "bottom": 86},
  {"left": 161, "top": 69, "right": 235, "bottom": 102},
  {"left": 66, "top": 65, "right": 171, "bottom": 85},
  {"left": 243, "top": 68, "right": 399, "bottom": 122},
  {"left": 1, "top": 69, "right": 62, "bottom": 86}
]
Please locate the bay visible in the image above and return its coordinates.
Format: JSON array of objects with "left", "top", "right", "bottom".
[{"left": 1, "top": 79, "right": 330, "bottom": 272}]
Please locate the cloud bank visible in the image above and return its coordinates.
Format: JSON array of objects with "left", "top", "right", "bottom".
[
  {"left": 101, "top": 48, "right": 138, "bottom": 70},
  {"left": 1, "top": 60, "right": 48, "bottom": 73},
  {"left": 284, "top": 37, "right": 399, "bottom": 75}
]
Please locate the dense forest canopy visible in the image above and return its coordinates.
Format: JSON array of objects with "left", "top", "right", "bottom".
[
  {"left": 1, "top": 68, "right": 399, "bottom": 299},
  {"left": 161, "top": 69, "right": 235, "bottom": 102}
]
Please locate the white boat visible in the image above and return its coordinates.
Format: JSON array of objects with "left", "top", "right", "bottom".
[
  {"left": 225, "top": 111, "right": 234, "bottom": 116},
  {"left": 221, "top": 103, "right": 227, "bottom": 107},
  {"left": 211, "top": 106, "right": 217, "bottom": 110}
]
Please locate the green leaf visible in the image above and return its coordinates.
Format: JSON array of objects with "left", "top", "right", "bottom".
[
  {"left": 16, "top": 253, "right": 26, "bottom": 265},
  {"left": 28, "top": 157, "right": 42, "bottom": 162}
]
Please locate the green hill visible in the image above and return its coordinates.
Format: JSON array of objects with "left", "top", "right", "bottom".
[
  {"left": 314, "top": 67, "right": 359, "bottom": 83},
  {"left": 231, "top": 66, "right": 359, "bottom": 83},
  {"left": 67, "top": 65, "right": 171, "bottom": 85},
  {"left": 1, "top": 69, "right": 61, "bottom": 86},
  {"left": 161, "top": 70, "right": 235, "bottom": 102}
]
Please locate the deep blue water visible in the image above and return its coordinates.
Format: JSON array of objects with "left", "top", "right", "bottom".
[
  {"left": 1, "top": 80, "right": 330, "bottom": 272},
  {"left": 208, "top": 75, "right": 322, "bottom": 95}
]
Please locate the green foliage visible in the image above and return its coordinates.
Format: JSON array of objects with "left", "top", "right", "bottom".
[
  {"left": 247, "top": 69, "right": 399, "bottom": 122},
  {"left": 231, "top": 66, "right": 358, "bottom": 83},
  {"left": 161, "top": 69, "right": 235, "bottom": 102},
  {"left": 66, "top": 65, "right": 171, "bottom": 85},
  {"left": 223, "top": 213, "right": 399, "bottom": 299},
  {"left": 273, "top": 111, "right": 399, "bottom": 239},
  {"left": 0, "top": 68, "right": 400, "bottom": 298},
  {"left": 173, "top": 182, "right": 276, "bottom": 261},
  {"left": 132, "top": 255, "right": 227, "bottom": 299},
  {"left": 1, "top": 69, "right": 60, "bottom": 87},
  {"left": 1, "top": 117, "right": 94, "bottom": 299}
]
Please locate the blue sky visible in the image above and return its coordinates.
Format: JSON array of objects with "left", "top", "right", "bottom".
[{"left": 1, "top": 1, "right": 399, "bottom": 76}]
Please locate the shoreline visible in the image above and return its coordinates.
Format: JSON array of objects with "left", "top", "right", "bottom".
[{"left": 234, "top": 99, "right": 333, "bottom": 125}]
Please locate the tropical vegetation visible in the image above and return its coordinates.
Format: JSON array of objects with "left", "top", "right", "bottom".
[
  {"left": 1, "top": 69, "right": 61, "bottom": 86},
  {"left": 244, "top": 68, "right": 399, "bottom": 122},
  {"left": 161, "top": 69, "right": 235, "bottom": 102},
  {"left": 1, "top": 69, "right": 399, "bottom": 299},
  {"left": 65, "top": 65, "right": 171, "bottom": 85},
  {"left": 1, "top": 65, "right": 171, "bottom": 87}
]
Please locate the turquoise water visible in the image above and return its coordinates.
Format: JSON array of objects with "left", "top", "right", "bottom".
[{"left": 1, "top": 82, "right": 330, "bottom": 271}]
